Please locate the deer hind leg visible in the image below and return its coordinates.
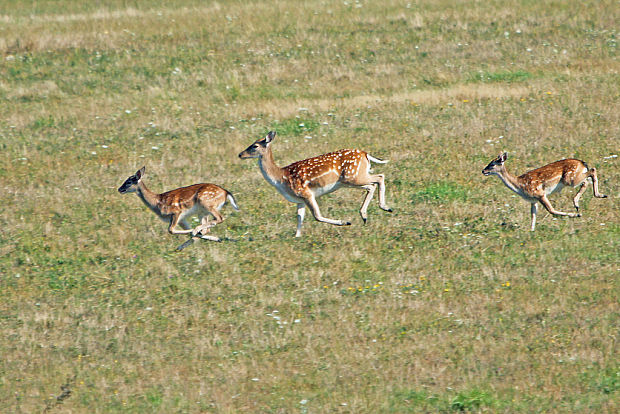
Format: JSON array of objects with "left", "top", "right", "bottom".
[
  {"left": 359, "top": 184, "right": 376, "bottom": 224},
  {"left": 192, "top": 208, "right": 224, "bottom": 238},
  {"left": 589, "top": 168, "right": 607, "bottom": 198},
  {"left": 296, "top": 203, "right": 305, "bottom": 237},
  {"left": 208, "top": 208, "right": 225, "bottom": 227},
  {"left": 369, "top": 174, "right": 392, "bottom": 212},
  {"left": 353, "top": 172, "right": 392, "bottom": 213},
  {"left": 190, "top": 216, "right": 211, "bottom": 237},
  {"left": 539, "top": 195, "right": 580, "bottom": 218},
  {"left": 172, "top": 217, "right": 210, "bottom": 250},
  {"left": 304, "top": 194, "right": 351, "bottom": 227},
  {"left": 573, "top": 182, "right": 588, "bottom": 212},
  {"left": 194, "top": 217, "right": 221, "bottom": 241},
  {"left": 530, "top": 203, "right": 538, "bottom": 231}
]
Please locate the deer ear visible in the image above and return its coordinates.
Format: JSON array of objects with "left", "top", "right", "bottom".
[
  {"left": 136, "top": 166, "right": 145, "bottom": 179},
  {"left": 499, "top": 152, "right": 507, "bottom": 163},
  {"left": 265, "top": 130, "right": 276, "bottom": 143}
]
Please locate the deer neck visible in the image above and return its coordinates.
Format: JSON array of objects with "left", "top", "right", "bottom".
[
  {"left": 136, "top": 181, "right": 163, "bottom": 216},
  {"left": 258, "top": 147, "right": 286, "bottom": 187},
  {"left": 495, "top": 166, "right": 525, "bottom": 196}
]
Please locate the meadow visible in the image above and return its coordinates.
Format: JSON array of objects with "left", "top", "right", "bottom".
[{"left": 0, "top": 0, "right": 618, "bottom": 412}]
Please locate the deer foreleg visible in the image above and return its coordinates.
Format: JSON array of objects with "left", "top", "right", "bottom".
[
  {"left": 305, "top": 196, "right": 351, "bottom": 227},
  {"left": 530, "top": 203, "right": 538, "bottom": 231},
  {"left": 539, "top": 195, "right": 580, "bottom": 218},
  {"left": 168, "top": 215, "right": 194, "bottom": 235},
  {"left": 296, "top": 203, "right": 305, "bottom": 237}
]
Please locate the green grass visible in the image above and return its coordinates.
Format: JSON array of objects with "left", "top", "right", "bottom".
[
  {"left": 411, "top": 181, "right": 469, "bottom": 204},
  {"left": 0, "top": 0, "right": 618, "bottom": 413},
  {"left": 468, "top": 70, "right": 534, "bottom": 83},
  {"left": 271, "top": 118, "right": 321, "bottom": 136}
]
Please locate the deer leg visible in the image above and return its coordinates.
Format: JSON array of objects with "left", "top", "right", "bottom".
[
  {"left": 359, "top": 184, "right": 376, "bottom": 224},
  {"left": 539, "top": 195, "right": 580, "bottom": 218},
  {"left": 296, "top": 203, "right": 305, "bottom": 237},
  {"left": 589, "top": 168, "right": 607, "bottom": 198},
  {"left": 204, "top": 209, "right": 224, "bottom": 229},
  {"left": 189, "top": 219, "right": 221, "bottom": 242},
  {"left": 173, "top": 217, "right": 204, "bottom": 250},
  {"left": 305, "top": 195, "right": 351, "bottom": 227},
  {"left": 191, "top": 216, "right": 211, "bottom": 237},
  {"left": 370, "top": 174, "right": 392, "bottom": 212},
  {"left": 530, "top": 203, "right": 538, "bottom": 231},
  {"left": 168, "top": 214, "right": 194, "bottom": 235},
  {"left": 205, "top": 210, "right": 223, "bottom": 241},
  {"left": 192, "top": 209, "right": 224, "bottom": 240},
  {"left": 573, "top": 182, "right": 588, "bottom": 212},
  {"left": 172, "top": 217, "right": 208, "bottom": 250}
]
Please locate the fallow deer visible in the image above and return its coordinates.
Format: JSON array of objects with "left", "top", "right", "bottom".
[
  {"left": 239, "top": 131, "right": 392, "bottom": 237},
  {"left": 118, "top": 166, "right": 239, "bottom": 247},
  {"left": 482, "top": 152, "right": 607, "bottom": 231}
]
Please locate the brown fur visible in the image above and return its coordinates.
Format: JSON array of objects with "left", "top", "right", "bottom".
[
  {"left": 118, "top": 167, "right": 238, "bottom": 245},
  {"left": 482, "top": 153, "right": 607, "bottom": 231},
  {"left": 517, "top": 159, "right": 590, "bottom": 197},
  {"left": 239, "top": 131, "right": 392, "bottom": 237},
  {"left": 158, "top": 183, "right": 228, "bottom": 216},
  {"left": 283, "top": 149, "right": 370, "bottom": 195}
]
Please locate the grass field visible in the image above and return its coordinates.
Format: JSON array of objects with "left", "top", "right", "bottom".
[{"left": 0, "top": 0, "right": 618, "bottom": 412}]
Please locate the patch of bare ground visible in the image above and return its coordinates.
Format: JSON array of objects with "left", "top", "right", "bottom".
[{"left": 238, "top": 84, "right": 531, "bottom": 119}]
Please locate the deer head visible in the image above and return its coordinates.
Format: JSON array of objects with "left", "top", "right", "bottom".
[
  {"left": 482, "top": 152, "right": 507, "bottom": 176},
  {"left": 118, "top": 166, "right": 145, "bottom": 194},
  {"left": 238, "top": 131, "right": 276, "bottom": 159}
]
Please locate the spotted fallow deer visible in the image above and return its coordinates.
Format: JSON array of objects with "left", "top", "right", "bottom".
[
  {"left": 482, "top": 152, "right": 607, "bottom": 231},
  {"left": 239, "top": 131, "right": 392, "bottom": 237},
  {"left": 118, "top": 166, "right": 239, "bottom": 247}
]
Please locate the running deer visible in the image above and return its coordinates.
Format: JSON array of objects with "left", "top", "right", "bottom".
[
  {"left": 239, "top": 131, "right": 392, "bottom": 237},
  {"left": 118, "top": 167, "right": 239, "bottom": 247},
  {"left": 482, "top": 152, "right": 607, "bottom": 231}
]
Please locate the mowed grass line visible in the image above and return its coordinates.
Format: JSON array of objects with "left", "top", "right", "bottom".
[{"left": 0, "top": 0, "right": 618, "bottom": 412}]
